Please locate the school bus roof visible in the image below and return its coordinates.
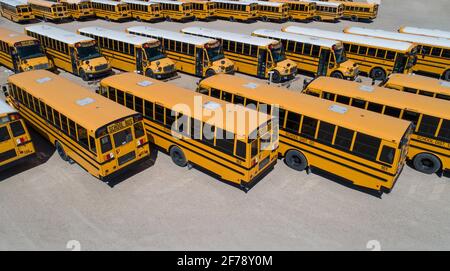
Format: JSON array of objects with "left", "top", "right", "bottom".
[
  {"left": 0, "top": 27, "right": 37, "bottom": 45},
  {"left": 100, "top": 73, "right": 271, "bottom": 138},
  {"left": 148, "top": 0, "right": 184, "bottom": 5},
  {"left": 338, "top": 1, "right": 376, "bottom": 7},
  {"left": 181, "top": 27, "right": 278, "bottom": 47},
  {"left": 127, "top": 26, "right": 218, "bottom": 46},
  {"left": 282, "top": 26, "right": 416, "bottom": 52},
  {"left": 25, "top": 25, "right": 94, "bottom": 45},
  {"left": 384, "top": 73, "right": 450, "bottom": 96},
  {"left": 199, "top": 74, "right": 411, "bottom": 143},
  {"left": 28, "top": 0, "right": 64, "bottom": 7},
  {"left": 61, "top": 0, "right": 90, "bottom": 4},
  {"left": 91, "top": 0, "right": 125, "bottom": 5},
  {"left": 7, "top": 70, "right": 138, "bottom": 132},
  {"left": 121, "top": 0, "right": 158, "bottom": 6},
  {"left": 0, "top": 99, "right": 17, "bottom": 116},
  {"left": 78, "top": 27, "right": 158, "bottom": 46},
  {"left": 252, "top": 29, "right": 339, "bottom": 48},
  {"left": 344, "top": 27, "right": 450, "bottom": 49},
  {"left": 399, "top": 26, "right": 450, "bottom": 39},
  {"left": 0, "top": 0, "right": 28, "bottom": 7},
  {"left": 242, "top": 0, "right": 285, "bottom": 7},
  {"left": 306, "top": 76, "right": 450, "bottom": 120},
  {"left": 304, "top": 0, "right": 341, "bottom": 8},
  {"left": 211, "top": 0, "right": 256, "bottom": 5}
]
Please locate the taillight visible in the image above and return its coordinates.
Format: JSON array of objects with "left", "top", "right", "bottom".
[
  {"left": 251, "top": 158, "right": 257, "bottom": 167},
  {"left": 16, "top": 137, "right": 25, "bottom": 145},
  {"left": 104, "top": 152, "right": 114, "bottom": 161},
  {"left": 136, "top": 138, "right": 145, "bottom": 146}
]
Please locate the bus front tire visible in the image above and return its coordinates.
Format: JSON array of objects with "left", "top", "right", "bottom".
[
  {"left": 330, "top": 71, "right": 344, "bottom": 79},
  {"left": 229, "top": 16, "right": 235, "bottom": 22},
  {"left": 443, "top": 70, "right": 450, "bottom": 81},
  {"left": 145, "top": 69, "right": 154, "bottom": 78},
  {"left": 79, "top": 69, "right": 88, "bottom": 81},
  {"left": 413, "top": 153, "right": 441, "bottom": 174},
  {"left": 170, "top": 146, "right": 187, "bottom": 167},
  {"left": 56, "top": 141, "right": 69, "bottom": 162},
  {"left": 351, "top": 15, "right": 358, "bottom": 22},
  {"left": 261, "top": 16, "right": 268, "bottom": 22},
  {"left": 271, "top": 71, "right": 281, "bottom": 83},
  {"left": 205, "top": 69, "right": 215, "bottom": 78},
  {"left": 370, "top": 67, "right": 386, "bottom": 81},
  {"left": 285, "top": 150, "right": 308, "bottom": 171}
]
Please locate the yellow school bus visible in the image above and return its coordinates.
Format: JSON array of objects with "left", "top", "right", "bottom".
[
  {"left": 283, "top": 26, "right": 419, "bottom": 81},
  {"left": 91, "top": 0, "right": 131, "bottom": 21},
  {"left": 59, "top": 0, "right": 94, "bottom": 20},
  {"left": 198, "top": 74, "right": 413, "bottom": 194},
  {"left": 380, "top": 73, "right": 450, "bottom": 101},
  {"left": 182, "top": 0, "right": 216, "bottom": 21},
  {"left": 0, "top": 0, "right": 34, "bottom": 23},
  {"left": 303, "top": 77, "right": 450, "bottom": 176},
  {"left": 0, "top": 27, "right": 52, "bottom": 73},
  {"left": 252, "top": 28, "right": 359, "bottom": 80},
  {"left": 28, "top": 0, "right": 71, "bottom": 22},
  {"left": 0, "top": 99, "right": 35, "bottom": 170},
  {"left": 182, "top": 26, "right": 297, "bottom": 82},
  {"left": 122, "top": 0, "right": 161, "bottom": 22},
  {"left": 127, "top": 26, "right": 234, "bottom": 78},
  {"left": 211, "top": 0, "right": 258, "bottom": 22},
  {"left": 78, "top": 27, "right": 176, "bottom": 80},
  {"left": 25, "top": 25, "right": 111, "bottom": 81},
  {"left": 243, "top": 0, "right": 289, "bottom": 22},
  {"left": 98, "top": 72, "right": 278, "bottom": 191},
  {"left": 148, "top": 0, "right": 194, "bottom": 21},
  {"left": 5, "top": 70, "right": 151, "bottom": 181},
  {"left": 270, "top": 0, "right": 315, "bottom": 21},
  {"left": 399, "top": 26, "right": 450, "bottom": 40},
  {"left": 310, "top": 0, "right": 343, "bottom": 22},
  {"left": 317, "top": 0, "right": 378, "bottom": 21},
  {"left": 344, "top": 27, "right": 450, "bottom": 81}
]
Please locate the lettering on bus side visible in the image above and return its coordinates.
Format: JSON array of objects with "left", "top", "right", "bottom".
[{"left": 416, "top": 135, "right": 449, "bottom": 148}]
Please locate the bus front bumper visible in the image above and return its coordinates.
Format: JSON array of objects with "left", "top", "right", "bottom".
[{"left": 85, "top": 69, "right": 113, "bottom": 79}]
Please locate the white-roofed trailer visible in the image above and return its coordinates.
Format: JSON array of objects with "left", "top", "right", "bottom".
[
  {"left": 181, "top": 26, "right": 297, "bottom": 82},
  {"left": 344, "top": 27, "right": 450, "bottom": 80},
  {"left": 127, "top": 26, "right": 235, "bottom": 78},
  {"left": 282, "top": 25, "right": 419, "bottom": 80}
]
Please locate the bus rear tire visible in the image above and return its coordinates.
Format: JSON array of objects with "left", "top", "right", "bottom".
[
  {"left": 56, "top": 141, "right": 69, "bottom": 162},
  {"left": 205, "top": 69, "right": 215, "bottom": 78},
  {"left": 261, "top": 16, "right": 268, "bottom": 22},
  {"left": 285, "top": 150, "right": 308, "bottom": 171},
  {"left": 370, "top": 67, "right": 386, "bottom": 81},
  {"left": 413, "top": 153, "right": 441, "bottom": 174},
  {"left": 351, "top": 15, "right": 358, "bottom": 22},
  {"left": 330, "top": 71, "right": 344, "bottom": 79},
  {"left": 229, "top": 16, "right": 235, "bottom": 22},
  {"left": 170, "top": 146, "right": 187, "bottom": 167},
  {"left": 443, "top": 70, "right": 450, "bottom": 81},
  {"left": 166, "top": 16, "right": 171, "bottom": 22}
]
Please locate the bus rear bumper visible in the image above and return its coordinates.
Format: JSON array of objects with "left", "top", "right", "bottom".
[
  {"left": 240, "top": 157, "right": 277, "bottom": 192},
  {"left": 0, "top": 152, "right": 35, "bottom": 172},
  {"left": 100, "top": 154, "right": 151, "bottom": 183}
]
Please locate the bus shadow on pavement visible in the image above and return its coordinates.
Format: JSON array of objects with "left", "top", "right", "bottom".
[
  {"left": 0, "top": 129, "right": 55, "bottom": 182},
  {"left": 106, "top": 145, "right": 158, "bottom": 188}
]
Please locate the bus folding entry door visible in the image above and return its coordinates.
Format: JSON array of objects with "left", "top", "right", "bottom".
[
  {"left": 258, "top": 48, "right": 267, "bottom": 78},
  {"left": 196, "top": 47, "right": 203, "bottom": 77}
]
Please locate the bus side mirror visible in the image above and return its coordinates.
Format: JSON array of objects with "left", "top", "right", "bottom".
[{"left": 2, "top": 85, "right": 8, "bottom": 97}]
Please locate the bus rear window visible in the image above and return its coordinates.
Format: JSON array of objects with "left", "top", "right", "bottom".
[
  {"left": 10, "top": 121, "right": 25, "bottom": 137},
  {"left": 100, "top": 135, "right": 112, "bottom": 153},
  {"left": 113, "top": 128, "right": 133, "bottom": 148}
]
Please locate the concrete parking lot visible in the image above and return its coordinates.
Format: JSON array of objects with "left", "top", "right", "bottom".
[{"left": 0, "top": 0, "right": 449, "bottom": 250}]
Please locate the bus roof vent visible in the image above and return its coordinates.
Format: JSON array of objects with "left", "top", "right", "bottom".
[
  {"left": 36, "top": 77, "right": 52, "bottom": 84},
  {"left": 329, "top": 104, "right": 348, "bottom": 114},
  {"left": 203, "top": 101, "right": 221, "bottom": 110},
  {"left": 76, "top": 97, "right": 95, "bottom": 106},
  {"left": 137, "top": 80, "right": 153, "bottom": 87},
  {"left": 439, "top": 81, "right": 450, "bottom": 88},
  {"left": 8, "top": 34, "right": 18, "bottom": 37},
  {"left": 359, "top": 85, "right": 374, "bottom": 92},
  {"left": 243, "top": 82, "right": 259, "bottom": 89}
]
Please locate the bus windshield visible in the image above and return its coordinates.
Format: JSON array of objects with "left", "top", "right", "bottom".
[
  {"left": 206, "top": 45, "right": 224, "bottom": 62},
  {"left": 144, "top": 46, "right": 166, "bottom": 61},
  {"left": 333, "top": 47, "right": 347, "bottom": 64},
  {"left": 77, "top": 45, "right": 102, "bottom": 61},
  {"left": 16, "top": 44, "right": 45, "bottom": 60},
  {"left": 270, "top": 46, "right": 286, "bottom": 63}
]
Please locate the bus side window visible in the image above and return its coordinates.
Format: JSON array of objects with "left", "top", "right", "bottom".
[
  {"left": 403, "top": 87, "right": 417, "bottom": 94},
  {"left": 419, "top": 90, "right": 434, "bottom": 97},
  {"left": 367, "top": 102, "right": 383, "bottom": 113},
  {"left": 379, "top": 145, "right": 395, "bottom": 164},
  {"left": 353, "top": 133, "right": 381, "bottom": 161},
  {"left": 317, "top": 121, "right": 335, "bottom": 145},
  {"left": 89, "top": 136, "right": 97, "bottom": 154},
  {"left": 117, "top": 89, "right": 125, "bottom": 105},
  {"left": 417, "top": 115, "right": 440, "bottom": 137},
  {"left": 436, "top": 94, "right": 450, "bottom": 100},
  {"left": 437, "top": 119, "right": 450, "bottom": 142},
  {"left": 210, "top": 88, "right": 221, "bottom": 99},
  {"left": 323, "top": 92, "right": 335, "bottom": 101},
  {"left": 336, "top": 95, "right": 350, "bottom": 105},
  {"left": 334, "top": 127, "right": 354, "bottom": 151},
  {"left": 285, "top": 111, "right": 301, "bottom": 134},
  {"left": 198, "top": 88, "right": 209, "bottom": 95},
  {"left": 300, "top": 116, "right": 318, "bottom": 139},
  {"left": 235, "top": 140, "right": 247, "bottom": 159},
  {"left": 402, "top": 110, "right": 420, "bottom": 126},
  {"left": 221, "top": 91, "right": 232, "bottom": 102},
  {"left": 384, "top": 106, "right": 401, "bottom": 118},
  {"left": 0, "top": 126, "right": 11, "bottom": 142},
  {"left": 351, "top": 98, "right": 366, "bottom": 109}
]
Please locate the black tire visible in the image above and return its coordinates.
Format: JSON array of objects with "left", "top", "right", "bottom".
[
  {"left": 166, "top": 16, "right": 171, "bottom": 22},
  {"left": 205, "top": 69, "right": 215, "bottom": 78},
  {"left": 229, "top": 16, "right": 235, "bottom": 22},
  {"left": 413, "top": 153, "right": 441, "bottom": 174},
  {"left": 285, "top": 150, "right": 308, "bottom": 171},
  {"left": 145, "top": 69, "right": 154, "bottom": 78},
  {"left": 262, "top": 16, "right": 268, "bottom": 22},
  {"left": 170, "top": 146, "right": 187, "bottom": 167},
  {"left": 351, "top": 15, "right": 358, "bottom": 22},
  {"left": 443, "top": 70, "right": 450, "bottom": 81},
  {"left": 79, "top": 69, "right": 88, "bottom": 81},
  {"left": 56, "top": 141, "right": 69, "bottom": 162},
  {"left": 330, "top": 71, "right": 344, "bottom": 79},
  {"left": 105, "top": 16, "right": 109, "bottom": 22},
  {"left": 271, "top": 70, "right": 281, "bottom": 83},
  {"left": 370, "top": 67, "right": 386, "bottom": 81},
  {"left": 288, "top": 16, "right": 293, "bottom": 22}
]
